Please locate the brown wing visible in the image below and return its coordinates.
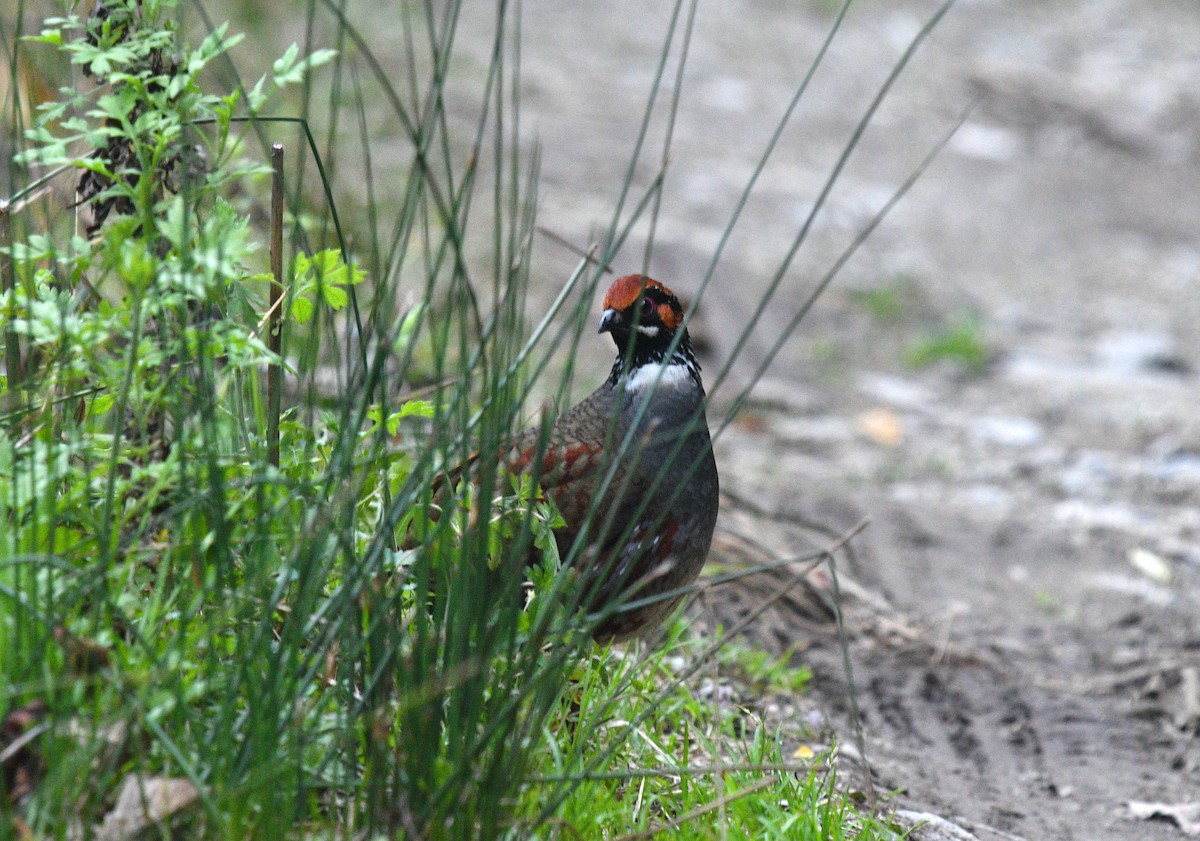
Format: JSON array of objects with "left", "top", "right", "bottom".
[
  {"left": 418, "top": 429, "right": 616, "bottom": 534},
  {"left": 501, "top": 423, "right": 675, "bottom": 612},
  {"left": 501, "top": 423, "right": 650, "bottom": 545}
]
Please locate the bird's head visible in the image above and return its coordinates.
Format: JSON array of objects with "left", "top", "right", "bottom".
[
  {"left": 599, "top": 274, "right": 702, "bottom": 391},
  {"left": 599, "top": 274, "right": 685, "bottom": 347}
]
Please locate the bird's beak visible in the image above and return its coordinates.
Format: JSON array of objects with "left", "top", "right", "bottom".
[{"left": 598, "top": 308, "right": 621, "bottom": 334}]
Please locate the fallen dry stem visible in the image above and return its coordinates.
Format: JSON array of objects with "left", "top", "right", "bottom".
[{"left": 532, "top": 760, "right": 830, "bottom": 784}]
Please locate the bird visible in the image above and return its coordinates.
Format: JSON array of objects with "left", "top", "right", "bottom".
[{"left": 492, "top": 273, "right": 720, "bottom": 640}]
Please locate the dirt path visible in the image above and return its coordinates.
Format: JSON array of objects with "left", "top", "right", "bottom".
[{"left": 459, "top": 1, "right": 1200, "bottom": 838}]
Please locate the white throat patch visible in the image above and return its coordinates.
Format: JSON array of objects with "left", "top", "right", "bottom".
[{"left": 624, "top": 362, "right": 693, "bottom": 393}]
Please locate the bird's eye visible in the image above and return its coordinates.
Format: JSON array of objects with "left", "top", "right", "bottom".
[{"left": 640, "top": 296, "right": 656, "bottom": 317}]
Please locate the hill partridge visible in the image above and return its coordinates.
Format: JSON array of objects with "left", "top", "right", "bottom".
[{"left": 499, "top": 274, "right": 720, "bottom": 640}]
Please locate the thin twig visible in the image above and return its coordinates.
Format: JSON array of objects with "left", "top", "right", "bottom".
[
  {"left": 826, "top": 544, "right": 876, "bottom": 808},
  {"left": 532, "top": 760, "right": 826, "bottom": 784},
  {"left": 534, "top": 226, "right": 608, "bottom": 272},
  {"left": 719, "top": 486, "right": 864, "bottom": 578},
  {"left": 0, "top": 722, "right": 49, "bottom": 765}
]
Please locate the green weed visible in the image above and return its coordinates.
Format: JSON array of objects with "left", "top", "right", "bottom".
[
  {"left": 904, "top": 315, "right": 989, "bottom": 373},
  {"left": 849, "top": 282, "right": 910, "bottom": 322}
]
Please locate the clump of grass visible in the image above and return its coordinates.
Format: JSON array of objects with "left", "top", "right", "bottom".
[
  {"left": 718, "top": 641, "right": 814, "bottom": 694},
  {"left": 530, "top": 625, "right": 897, "bottom": 839},
  {"left": 848, "top": 281, "right": 910, "bottom": 322},
  {"left": 904, "top": 314, "right": 989, "bottom": 373}
]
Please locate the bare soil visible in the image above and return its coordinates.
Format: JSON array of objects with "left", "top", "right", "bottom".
[{"left": 459, "top": 1, "right": 1200, "bottom": 838}]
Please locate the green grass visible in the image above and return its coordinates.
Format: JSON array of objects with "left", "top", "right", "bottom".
[
  {"left": 848, "top": 282, "right": 910, "bottom": 322},
  {"left": 0, "top": 0, "right": 953, "bottom": 836},
  {"left": 526, "top": 627, "right": 899, "bottom": 840},
  {"left": 904, "top": 315, "right": 989, "bottom": 373}
]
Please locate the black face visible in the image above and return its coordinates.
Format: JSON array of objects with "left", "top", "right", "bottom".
[
  {"left": 598, "top": 281, "right": 683, "bottom": 354},
  {"left": 598, "top": 275, "right": 701, "bottom": 389}
]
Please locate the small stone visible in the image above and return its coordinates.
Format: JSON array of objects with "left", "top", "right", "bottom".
[
  {"left": 1128, "top": 547, "right": 1172, "bottom": 583},
  {"left": 1088, "top": 573, "right": 1174, "bottom": 607},
  {"left": 1094, "top": 330, "right": 1189, "bottom": 375},
  {"left": 971, "top": 415, "right": 1044, "bottom": 447},
  {"left": 696, "top": 678, "right": 738, "bottom": 704},
  {"left": 858, "top": 373, "right": 938, "bottom": 411},
  {"left": 770, "top": 415, "right": 854, "bottom": 446},
  {"left": 950, "top": 121, "right": 1023, "bottom": 162},
  {"left": 702, "top": 75, "right": 753, "bottom": 111},
  {"left": 1058, "top": 452, "right": 1116, "bottom": 496},
  {"left": 959, "top": 484, "right": 1011, "bottom": 511},
  {"left": 1151, "top": 452, "right": 1200, "bottom": 484},
  {"left": 893, "top": 810, "right": 980, "bottom": 840},
  {"left": 1053, "top": 498, "right": 1142, "bottom": 531}
]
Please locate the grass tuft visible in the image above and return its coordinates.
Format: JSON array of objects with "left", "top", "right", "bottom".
[{"left": 904, "top": 314, "right": 989, "bottom": 373}]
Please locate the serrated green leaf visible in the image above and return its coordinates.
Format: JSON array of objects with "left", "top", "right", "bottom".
[
  {"left": 311, "top": 249, "right": 341, "bottom": 277},
  {"left": 90, "top": 393, "right": 116, "bottom": 417},
  {"left": 291, "top": 295, "right": 314, "bottom": 324},
  {"left": 320, "top": 283, "right": 348, "bottom": 310},
  {"left": 399, "top": 400, "right": 435, "bottom": 420}
]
